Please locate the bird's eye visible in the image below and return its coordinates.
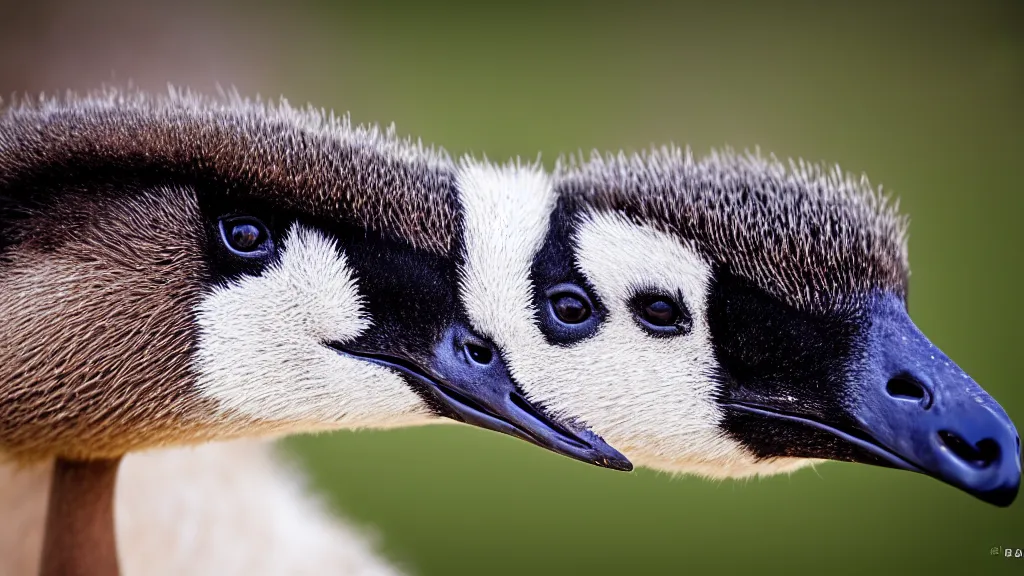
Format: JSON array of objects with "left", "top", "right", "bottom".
[
  {"left": 540, "top": 283, "right": 602, "bottom": 343},
  {"left": 642, "top": 298, "right": 678, "bottom": 326},
  {"left": 230, "top": 223, "right": 261, "bottom": 250},
  {"left": 633, "top": 293, "right": 692, "bottom": 336},
  {"left": 219, "top": 216, "right": 272, "bottom": 257},
  {"left": 551, "top": 293, "right": 591, "bottom": 324}
]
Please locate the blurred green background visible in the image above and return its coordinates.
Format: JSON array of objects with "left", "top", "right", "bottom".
[{"left": 2, "top": 0, "right": 1021, "bottom": 574}]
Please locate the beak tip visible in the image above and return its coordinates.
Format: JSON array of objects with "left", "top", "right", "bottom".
[
  {"left": 575, "top": 430, "right": 633, "bottom": 472},
  {"left": 598, "top": 455, "right": 634, "bottom": 472},
  {"left": 974, "top": 481, "right": 1019, "bottom": 508}
]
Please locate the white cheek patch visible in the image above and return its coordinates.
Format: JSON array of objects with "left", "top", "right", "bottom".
[
  {"left": 457, "top": 163, "right": 800, "bottom": 477},
  {"left": 565, "top": 212, "right": 761, "bottom": 475},
  {"left": 195, "top": 225, "right": 430, "bottom": 432}
]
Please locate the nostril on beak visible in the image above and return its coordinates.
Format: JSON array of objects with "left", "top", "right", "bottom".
[
  {"left": 938, "top": 430, "right": 1001, "bottom": 469},
  {"left": 463, "top": 342, "right": 493, "bottom": 366},
  {"left": 886, "top": 375, "right": 932, "bottom": 409}
]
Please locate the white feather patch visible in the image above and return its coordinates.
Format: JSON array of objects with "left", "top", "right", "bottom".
[
  {"left": 117, "top": 441, "right": 404, "bottom": 576},
  {"left": 194, "top": 224, "right": 431, "bottom": 431}
]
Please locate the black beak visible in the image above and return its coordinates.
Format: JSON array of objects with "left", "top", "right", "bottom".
[
  {"left": 330, "top": 324, "right": 632, "bottom": 472},
  {"left": 724, "top": 294, "right": 1020, "bottom": 507}
]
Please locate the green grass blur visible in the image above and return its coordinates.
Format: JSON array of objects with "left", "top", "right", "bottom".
[
  {"left": 276, "top": 2, "right": 1023, "bottom": 574},
  {"left": 7, "top": 0, "right": 1022, "bottom": 573}
]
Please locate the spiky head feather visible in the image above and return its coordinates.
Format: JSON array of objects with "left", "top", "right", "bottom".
[
  {"left": 0, "top": 87, "right": 460, "bottom": 256},
  {"left": 556, "top": 147, "right": 910, "bottom": 310}
]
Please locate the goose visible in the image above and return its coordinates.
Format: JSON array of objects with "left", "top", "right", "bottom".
[
  {"left": 455, "top": 150, "right": 1020, "bottom": 505},
  {"left": 35, "top": 149, "right": 1019, "bottom": 576},
  {"left": 44, "top": 145, "right": 1019, "bottom": 573},
  {"left": 0, "top": 89, "right": 630, "bottom": 576},
  {"left": 4, "top": 89, "right": 1019, "bottom": 574}
]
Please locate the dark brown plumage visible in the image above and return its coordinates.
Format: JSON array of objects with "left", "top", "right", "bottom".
[
  {"left": 0, "top": 87, "right": 460, "bottom": 256},
  {"left": 0, "top": 184, "right": 222, "bottom": 461}
]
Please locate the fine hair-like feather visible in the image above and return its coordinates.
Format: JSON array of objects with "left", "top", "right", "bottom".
[
  {"left": 0, "top": 87, "right": 460, "bottom": 256},
  {"left": 555, "top": 147, "right": 910, "bottom": 310}
]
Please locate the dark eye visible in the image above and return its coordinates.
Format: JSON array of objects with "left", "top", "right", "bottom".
[
  {"left": 634, "top": 294, "right": 692, "bottom": 336},
  {"left": 539, "top": 283, "right": 602, "bottom": 344},
  {"left": 642, "top": 298, "right": 678, "bottom": 326},
  {"left": 551, "top": 293, "right": 591, "bottom": 324},
  {"left": 219, "top": 216, "right": 272, "bottom": 257}
]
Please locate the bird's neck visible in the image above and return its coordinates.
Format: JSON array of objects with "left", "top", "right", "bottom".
[{"left": 40, "top": 456, "right": 123, "bottom": 576}]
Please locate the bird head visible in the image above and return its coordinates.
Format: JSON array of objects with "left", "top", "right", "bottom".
[{"left": 456, "top": 149, "right": 1020, "bottom": 506}]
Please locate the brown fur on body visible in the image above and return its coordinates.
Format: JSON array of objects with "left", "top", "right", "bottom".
[
  {"left": 0, "top": 185, "right": 225, "bottom": 461},
  {"left": 0, "top": 89, "right": 460, "bottom": 461}
]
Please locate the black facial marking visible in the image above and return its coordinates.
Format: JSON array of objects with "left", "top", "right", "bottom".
[
  {"left": 337, "top": 230, "right": 458, "bottom": 364},
  {"left": 709, "top": 267, "right": 893, "bottom": 466},
  {"left": 325, "top": 223, "right": 466, "bottom": 419},
  {"left": 530, "top": 197, "right": 605, "bottom": 345}
]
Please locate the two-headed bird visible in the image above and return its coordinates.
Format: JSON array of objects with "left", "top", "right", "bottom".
[
  {"left": 0, "top": 89, "right": 627, "bottom": 576},
  {"left": 0, "top": 90, "right": 1018, "bottom": 576}
]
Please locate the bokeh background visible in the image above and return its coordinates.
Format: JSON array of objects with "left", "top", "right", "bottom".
[{"left": 2, "top": 0, "right": 1021, "bottom": 574}]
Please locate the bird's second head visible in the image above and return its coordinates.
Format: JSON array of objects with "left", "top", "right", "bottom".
[{"left": 456, "top": 150, "right": 1019, "bottom": 507}]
